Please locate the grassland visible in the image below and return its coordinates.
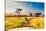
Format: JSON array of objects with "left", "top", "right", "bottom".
[{"left": 5, "top": 16, "right": 44, "bottom": 31}]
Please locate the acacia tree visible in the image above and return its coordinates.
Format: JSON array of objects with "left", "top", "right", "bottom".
[
  {"left": 35, "top": 13, "right": 41, "bottom": 17},
  {"left": 15, "top": 8, "right": 22, "bottom": 16},
  {"left": 29, "top": 13, "right": 32, "bottom": 16}
]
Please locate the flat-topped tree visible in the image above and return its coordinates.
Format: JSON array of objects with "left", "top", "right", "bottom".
[
  {"left": 35, "top": 13, "right": 41, "bottom": 17},
  {"left": 15, "top": 8, "right": 22, "bottom": 16}
]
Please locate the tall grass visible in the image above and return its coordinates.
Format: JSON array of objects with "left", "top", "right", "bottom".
[{"left": 5, "top": 16, "right": 44, "bottom": 31}]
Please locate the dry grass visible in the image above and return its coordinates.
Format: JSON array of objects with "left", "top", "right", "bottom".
[{"left": 5, "top": 16, "right": 44, "bottom": 31}]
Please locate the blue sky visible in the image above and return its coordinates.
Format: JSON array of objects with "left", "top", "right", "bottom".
[
  {"left": 6, "top": 1, "right": 44, "bottom": 15},
  {"left": 31, "top": 2, "right": 44, "bottom": 11},
  {"left": 21, "top": 2, "right": 44, "bottom": 12}
]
